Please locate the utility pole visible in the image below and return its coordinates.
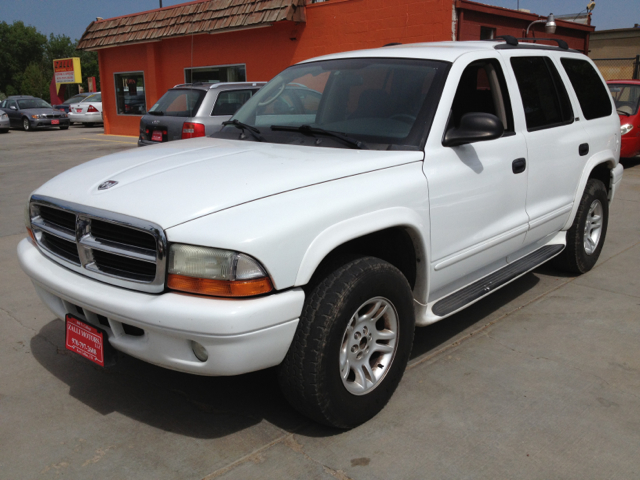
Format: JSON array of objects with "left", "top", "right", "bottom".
[{"left": 159, "top": 0, "right": 163, "bottom": 7}]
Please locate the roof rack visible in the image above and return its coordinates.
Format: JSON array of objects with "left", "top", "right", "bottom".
[{"left": 492, "top": 36, "right": 571, "bottom": 51}]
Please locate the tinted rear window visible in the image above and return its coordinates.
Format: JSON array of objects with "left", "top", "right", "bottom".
[
  {"left": 148, "top": 89, "right": 206, "bottom": 117},
  {"left": 561, "top": 58, "right": 612, "bottom": 120},
  {"left": 212, "top": 89, "right": 257, "bottom": 116},
  {"left": 511, "top": 56, "right": 573, "bottom": 131}
]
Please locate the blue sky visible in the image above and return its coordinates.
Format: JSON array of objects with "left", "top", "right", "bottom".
[{"left": 0, "top": 0, "right": 635, "bottom": 42}]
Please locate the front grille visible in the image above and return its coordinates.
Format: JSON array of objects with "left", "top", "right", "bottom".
[
  {"left": 29, "top": 197, "right": 167, "bottom": 293},
  {"left": 40, "top": 206, "right": 76, "bottom": 231},
  {"left": 93, "top": 250, "right": 156, "bottom": 281},
  {"left": 41, "top": 232, "right": 80, "bottom": 264},
  {"left": 91, "top": 219, "right": 156, "bottom": 251}
]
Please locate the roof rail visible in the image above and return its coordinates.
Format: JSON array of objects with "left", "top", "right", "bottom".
[
  {"left": 494, "top": 37, "right": 571, "bottom": 51},
  {"left": 494, "top": 35, "right": 518, "bottom": 46}
]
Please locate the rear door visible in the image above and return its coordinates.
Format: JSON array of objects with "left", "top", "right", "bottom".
[{"left": 502, "top": 52, "right": 590, "bottom": 245}]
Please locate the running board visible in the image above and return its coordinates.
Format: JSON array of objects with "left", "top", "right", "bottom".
[{"left": 431, "top": 244, "right": 564, "bottom": 317}]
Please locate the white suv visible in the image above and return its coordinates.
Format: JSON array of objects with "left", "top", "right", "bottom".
[{"left": 19, "top": 37, "right": 623, "bottom": 429}]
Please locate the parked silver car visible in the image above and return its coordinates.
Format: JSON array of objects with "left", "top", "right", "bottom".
[
  {"left": 68, "top": 92, "right": 103, "bottom": 126},
  {"left": 0, "top": 96, "right": 70, "bottom": 131},
  {"left": 138, "top": 82, "right": 265, "bottom": 146},
  {"left": 0, "top": 110, "right": 9, "bottom": 132}
]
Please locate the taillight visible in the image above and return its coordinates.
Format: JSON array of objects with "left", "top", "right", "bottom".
[
  {"left": 87, "top": 105, "right": 99, "bottom": 113},
  {"left": 182, "top": 122, "right": 206, "bottom": 139}
]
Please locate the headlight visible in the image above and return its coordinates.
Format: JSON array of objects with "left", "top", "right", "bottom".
[
  {"left": 30, "top": 114, "right": 46, "bottom": 119},
  {"left": 1, "top": 112, "right": 7, "bottom": 119},
  {"left": 60, "top": 113, "right": 68, "bottom": 118},
  {"left": 167, "top": 244, "right": 273, "bottom": 297},
  {"left": 621, "top": 124, "right": 633, "bottom": 135},
  {"left": 24, "top": 199, "right": 35, "bottom": 243}
]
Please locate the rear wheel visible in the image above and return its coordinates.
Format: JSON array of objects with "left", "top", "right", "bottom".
[
  {"left": 278, "top": 256, "right": 415, "bottom": 428},
  {"left": 22, "top": 118, "right": 31, "bottom": 131},
  {"left": 554, "top": 178, "right": 609, "bottom": 274}
]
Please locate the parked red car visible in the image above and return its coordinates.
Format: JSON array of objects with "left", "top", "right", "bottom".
[{"left": 607, "top": 80, "right": 640, "bottom": 158}]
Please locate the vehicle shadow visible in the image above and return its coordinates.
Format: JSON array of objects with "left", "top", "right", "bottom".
[
  {"left": 410, "top": 270, "right": 541, "bottom": 360},
  {"left": 29, "top": 269, "right": 547, "bottom": 439},
  {"left": 30, "top": 321, "right": 310, "bottom": 439},
  {"left": 620, "top": 157, "right": 640, "bottom": 169}
]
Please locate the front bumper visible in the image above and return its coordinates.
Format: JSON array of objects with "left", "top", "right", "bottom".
[
  {"left": 620, "top": 135, "right": 640, "bottom": 158},
  {"left": 69, "top": 112, "right": 103, "bottom": 124},
  {"left": 30, "top": 118, "right": 70, "bottom": 128},
  {"left": 18, "top": 238, "right": 303, "bottom": 376}
]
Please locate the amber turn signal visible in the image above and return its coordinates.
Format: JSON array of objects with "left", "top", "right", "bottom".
[
  {"left": 167, "top": 274, "right": 273, "bottom": 297},
  {"left": 27, "top": 228, "right": 36, "bottom": 243}
]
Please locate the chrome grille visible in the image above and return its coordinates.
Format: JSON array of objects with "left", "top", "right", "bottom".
[{"left": 29, "top": 196, "right": 167, "bottom": 293}]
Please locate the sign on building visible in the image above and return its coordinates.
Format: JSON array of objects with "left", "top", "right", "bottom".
[{"left": 53, "top": 58, "right": 82, "bottom": 84}]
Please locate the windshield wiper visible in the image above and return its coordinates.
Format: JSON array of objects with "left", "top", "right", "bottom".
[
  {"left": 222, "top": 119, "right": 264, "bottom": 142},
  {"left": 616, "top": 108, "right": 630, "bottom": 116},
  {"left": 148, "top": 110, "right": 164, "bottom": 116},
  {"left": 270, "top": 124, "right": 368, "bottom": 149}
]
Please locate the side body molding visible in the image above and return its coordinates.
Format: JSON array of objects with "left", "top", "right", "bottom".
[{"left": 294, "top": 207, "right": 430, "bottom": 304}]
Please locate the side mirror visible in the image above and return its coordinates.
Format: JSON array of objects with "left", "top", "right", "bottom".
[
  {"left": 443, "top": 112, "right": 504, "bottom": 147},
  {"left": 10, "top": 106, "right": 17, "bottom": 110}
]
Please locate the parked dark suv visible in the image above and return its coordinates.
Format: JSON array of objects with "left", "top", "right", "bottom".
[{"left": 138, "top": 82, "right": 265, "bottom": 146}]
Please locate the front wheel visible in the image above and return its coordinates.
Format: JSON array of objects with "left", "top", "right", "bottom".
[
  {"left": 554, "top": 178, "right": 609, "bottom": 274},
  {"left": 22, "top": 118, "right": 31, "bottom": 131},
  {"left": 278, "top": 256, "right": 415, "bottom": 428}
]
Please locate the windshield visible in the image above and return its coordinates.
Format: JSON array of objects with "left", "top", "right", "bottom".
[
  {"left": 148, "top": 89, "right": 206, "bottom": 117},
  {"left": 216, "top": 57, "right": 450, "bottom": 150},
  {"left": 609, "top": 84, "right": 640, "bottom": 115},
  {"left": 17, "top": 98, "right": 52, "bottom": 109}
]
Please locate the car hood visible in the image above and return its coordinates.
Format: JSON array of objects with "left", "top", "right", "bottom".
[{"left": 34, "top": 137, "right": 423, "bottom": 229}]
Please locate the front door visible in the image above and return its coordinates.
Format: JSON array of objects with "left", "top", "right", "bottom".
[{"left": 424, "top": 56, "right": 530, "bottom": 300}]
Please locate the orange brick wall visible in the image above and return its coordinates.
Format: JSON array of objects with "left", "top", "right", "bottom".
[{"left": 99, "top": 0, "right": 454, "bottom": 135}]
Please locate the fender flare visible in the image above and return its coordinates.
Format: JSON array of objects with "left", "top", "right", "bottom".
[
  {"left": 562, "top": 150, "right": 617, "bottom": 230},
  {"left": 294, "top": 207, "right": 430, "bottom": 303}
]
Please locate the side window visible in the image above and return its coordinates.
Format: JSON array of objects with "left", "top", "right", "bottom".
[
  {"left": 561, "top": 58, "right": 612, "bottom": 120},
  {"left": 9, "top": 100, "right": 17, "bottom": 109},
  {"left": 510, "top": 57, "right": 573, "bottom": 131},
  {"left": 448, "top": 58, "right": 514, "bottom": 134},
  {"left": 212, "top": 90, "right": 255, "bottom": 116}
]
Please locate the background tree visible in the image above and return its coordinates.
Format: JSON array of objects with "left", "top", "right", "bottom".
[
  {"left": 0, "top": 21, "right": 47, "bottom": 97},
  {"left": 0, "top": 21, "right": 100, "bottom": 101}
]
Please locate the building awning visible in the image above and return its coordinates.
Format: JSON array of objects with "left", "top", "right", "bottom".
[{"left": 77, "top": 0, "right": 306, "bottom": 51}]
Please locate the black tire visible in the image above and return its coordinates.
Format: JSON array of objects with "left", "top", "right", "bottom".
[
  {"left": 554, "top": 178, "right": 609, "bottom": 274},
  {"left": 278, "top": 256, "right": 415, "bottom": 428},
  {"left": 60, "top": 125, "right": 69, "bottom": 130},
  {"left": 22, "top": 118, "right": 31, "bottom": 131}
]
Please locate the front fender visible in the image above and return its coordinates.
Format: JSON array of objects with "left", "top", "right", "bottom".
[{"left": 295, "top": 207, "right": 429, "bottom": 302}]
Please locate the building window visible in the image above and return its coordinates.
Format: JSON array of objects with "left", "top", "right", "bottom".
[
  {"left": 185, "top": 64, "right": 246, "bottom": 84},
  {"left": 114, "top": 72, "right": 146, "bottom": 115},
  {"left": 480, "top": 27, "right": 495, "bottom": 40}
]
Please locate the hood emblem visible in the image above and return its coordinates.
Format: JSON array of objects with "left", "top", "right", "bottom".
[
  {"left": 152, "top": 120, "right": 160, "bottom": 124},
  {"left": 98, "top": 180, "right": 118, "bottom": 190}
]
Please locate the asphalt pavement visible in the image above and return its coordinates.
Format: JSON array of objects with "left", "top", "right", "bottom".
[{"left": 1, "top": 126, "right": 639, "bottom": 479}]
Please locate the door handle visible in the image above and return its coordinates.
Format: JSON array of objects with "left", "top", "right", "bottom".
[
  {"left": 579, "top": 143, "right": 589, "bottom": 156},
  {"left": 512, "top": 158, "right": 526, "bottom": 174}
]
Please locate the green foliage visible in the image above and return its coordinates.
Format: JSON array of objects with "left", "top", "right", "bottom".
[
  {"left": 21, "top": 63, "right": 49, "bottom": 100},
  {"left": 0, "top": 21, "right": 101, "bottom": 101}
]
